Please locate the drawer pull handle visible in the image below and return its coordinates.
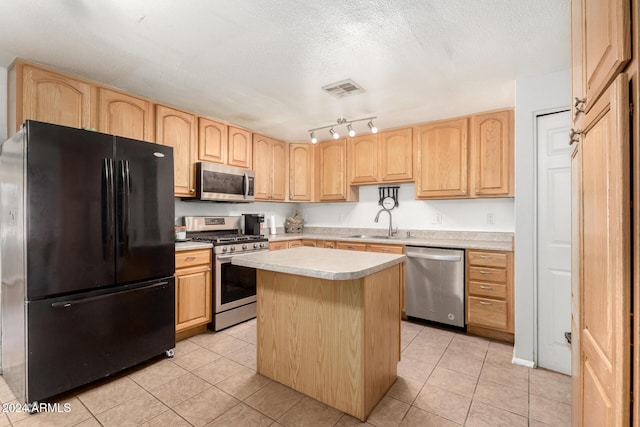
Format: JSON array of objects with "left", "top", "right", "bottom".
[
  {"left": 185, "top": 256, "right": 196, "bottom": 260},
  {"left": 479, "top": 271, "right": 492, "bottom": 274},
  {"left": 479, "top": 255, "right": 492, "bottom": 259},
  {"left": 479, "top": 285, "right": 493, "bottom": 290},
  {"left": 479, "top": 301, "right": 492, "bottom": 306}
]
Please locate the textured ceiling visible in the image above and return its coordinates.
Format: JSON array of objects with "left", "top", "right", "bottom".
[{"left": 0, "top": 0, "right": 569, "bottom": 141}]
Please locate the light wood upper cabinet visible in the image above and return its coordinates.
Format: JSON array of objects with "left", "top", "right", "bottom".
[
  {"left": 198, "top": 117, "right": 227, "bottom": 164},
  {"left": 349, "top": 134, "right": 378, "bottom": 184},
  {"left": 253, "top": 135, "right": 287, "bottom": 201},
  {"left": 469, "top": 110, "right": 513, "bottom": 197},
  {"left": 156, "top": 105, "right": 197, "bottom": 197},
  {"left": 289, "top": 143, "right": 314, "bottom": 201},
  {"left": 10, "top": 62, "right": 94, "bottom": 132},
  {"left": 97, "top": 88, "right": 153, "bottom": 142},
  {"left": 379, "top": 127, "right": 413, "bottom": 182},
  {"left": 228, "top": 126, "right": 253, "bottom": 169},
  {"left": 579, "top": 0, "right": 630, "bottom": 111},
  {"left": 316, "top": 139, "right": 353, "bottom": 201},
  {"left": 414, "top": 118, "right": 468, "bottom": 199}
]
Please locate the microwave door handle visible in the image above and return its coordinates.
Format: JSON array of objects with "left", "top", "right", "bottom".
[{"left": 243, "top": 172, "right": 249, "bottom": 199}]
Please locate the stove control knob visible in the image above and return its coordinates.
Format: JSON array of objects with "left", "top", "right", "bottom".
[
  {"left": 230, "top": 246, "right": 236, "bottom": 252},
  {"left": 242, "top": 244, "right": 248, "bottom": 250},
  {"left": 260, "top": 242, "right": 266, "bottom": 248},
  {"left": 222, "top": 247, "right": 228, "bottom": 253},
  {"left": 253, "top": 243, "right": 258, "bottom": 248}
]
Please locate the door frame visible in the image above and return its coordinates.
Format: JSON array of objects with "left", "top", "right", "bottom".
[{"left": 532, "top": 107, "right": 571, "bottom": 367}]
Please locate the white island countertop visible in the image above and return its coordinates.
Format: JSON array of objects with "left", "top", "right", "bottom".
[{"left": 232, "top": 247, "right": 405, "bottom": 280}]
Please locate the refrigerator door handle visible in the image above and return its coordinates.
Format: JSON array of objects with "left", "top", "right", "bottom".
[
  {"left": 50, "top": 281, "right": 169, "bottom": 308},
  {"left": 119, "top": 160, "right": 131, "bottom": 256},
  {"left": 102, "top": 159, "right": 115, "bottom": 260}
]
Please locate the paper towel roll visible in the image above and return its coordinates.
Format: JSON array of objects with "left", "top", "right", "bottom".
[{"left": 270, "top": 215, "right": 277, "bottom": 235}]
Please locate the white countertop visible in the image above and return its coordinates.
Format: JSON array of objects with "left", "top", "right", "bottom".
[
  {"left": 232, "top": 247, "right": 405, "bottom": 280},
  {"left": 175, "top": 241, "right": 213, "bottom": 251},
  {"left": 266, "top": 233, "right": 513, "bottom": 251}
]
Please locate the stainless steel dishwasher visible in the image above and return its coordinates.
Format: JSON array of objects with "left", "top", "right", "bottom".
[{"left": 405, "top": 246, "right": 465, "bottom": 328}]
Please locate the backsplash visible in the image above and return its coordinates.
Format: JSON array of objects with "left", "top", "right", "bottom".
[{"left": 175, "top": 183, "right": 514, "bottom": 232}]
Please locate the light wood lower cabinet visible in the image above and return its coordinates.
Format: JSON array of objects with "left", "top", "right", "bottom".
[
  {"left": 175, "top": 250, "right": 212, "bottom": 335},
  {"left": 465, "top": 249, "right": 513, "bottom": 342}
]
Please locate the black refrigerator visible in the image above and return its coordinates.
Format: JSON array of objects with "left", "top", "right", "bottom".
[{"left": 0, "top": 121, "right": 176, "bottom": 406}]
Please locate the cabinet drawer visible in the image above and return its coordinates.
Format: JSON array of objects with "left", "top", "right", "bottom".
[
  {"left": 269, "top": 242, "right": 288, "bottom": 251},
  {"left": 301, "top": 239, "right": 317, "bottom": 247},
  {"left": 468, "top": 281, "right": 507, "bottom": 300},
  {"left": 468, "top": 266, "right": 507, "bottom": 283},
  {"left": 321, "top": 241, "right": 336, "bottom": 249},
  {"left": 467, "top": 297, "right": 508, "bottom": 330},
  {"left": 367, "top": 244, "right": 404, "bottom": 254},
  {"left": 336, "top": 242, "right": 367, "bottom": 251},
  {"left": 175, "top": 250, "right": 211, "bottom": 269},
  {"left": 288, "top": 240, "right": 302, "bottom": 248},
  {"left": 468, "top": 251, "right": 508, "bottom": 268}
]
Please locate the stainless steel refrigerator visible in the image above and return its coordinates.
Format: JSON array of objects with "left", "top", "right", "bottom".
[{"left": 0, "top": 121, "right": 176, "bottom": 406}]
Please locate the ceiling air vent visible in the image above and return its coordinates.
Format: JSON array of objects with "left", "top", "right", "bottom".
[{"left": 321, "top": 79, "right": 365, "bottom": 98}]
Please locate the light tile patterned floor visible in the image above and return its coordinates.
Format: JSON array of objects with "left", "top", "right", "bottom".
[{"left": 0, "top": 320, "right": 571, "bottom": 426}]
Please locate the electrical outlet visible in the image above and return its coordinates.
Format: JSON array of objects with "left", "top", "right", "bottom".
[
  {"left": 487, "top": 213, "right": 495, "bottom": 224},
  {"left": 432, "top": 212, "right": 442, "bottom": 224}
]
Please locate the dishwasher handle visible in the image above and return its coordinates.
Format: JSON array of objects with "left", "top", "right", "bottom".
[{"left": 406, "top": 252, "right": 462, "bottom": 262}]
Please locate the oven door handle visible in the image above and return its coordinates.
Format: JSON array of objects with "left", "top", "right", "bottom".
[{"left": 216, "top": 250, "right": 269, "bottom": 261}]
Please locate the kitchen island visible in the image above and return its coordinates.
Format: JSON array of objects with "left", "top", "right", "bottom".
[{"left": 233, "top": 247, "right": 405, "bottom": 421}]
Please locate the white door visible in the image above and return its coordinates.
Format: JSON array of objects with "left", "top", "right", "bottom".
[{"left": 536, "top": 110, "right": 572, "bottom": 374}]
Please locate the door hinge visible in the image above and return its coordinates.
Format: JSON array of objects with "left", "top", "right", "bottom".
[{"left": 630, "top": 102, "right": 634, "bottom": 116}]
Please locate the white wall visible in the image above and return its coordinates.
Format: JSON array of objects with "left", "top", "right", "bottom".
[
  {"left": 0, "top": 66, "right": 6, "bottom": 140},
  {"left": 514, "top": 69, "right": 570, "bottom": 365},
  {"left": 175, "top": 183, "right": 514, "bottom": 232}
]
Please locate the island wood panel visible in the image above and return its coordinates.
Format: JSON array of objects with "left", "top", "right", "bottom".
[{"left": 256, "top": 265, "right": 400, "bottom": 421}]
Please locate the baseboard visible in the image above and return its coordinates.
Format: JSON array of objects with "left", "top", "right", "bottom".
[{"left": 512, "top": 356, "right": 535, "bottom": 368}]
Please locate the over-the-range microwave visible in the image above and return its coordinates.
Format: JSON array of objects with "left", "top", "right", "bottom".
[{"left": 195, "top": 162, "right": 255, "bottom": 202}]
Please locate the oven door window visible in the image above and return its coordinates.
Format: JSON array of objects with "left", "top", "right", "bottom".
[{"left": 220, "top": 263, "right": 256, "bottom": 304}]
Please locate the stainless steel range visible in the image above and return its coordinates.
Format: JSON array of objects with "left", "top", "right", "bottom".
[{"left": 184, "top": 216, "right": 268, "bottom": 331}]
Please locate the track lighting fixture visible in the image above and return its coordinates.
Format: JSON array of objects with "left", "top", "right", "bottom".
[{"left": 308, "top": 116, "right": 378, "bottom": 143}]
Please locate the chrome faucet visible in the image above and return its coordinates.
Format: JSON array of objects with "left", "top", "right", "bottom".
[{"left": 374, "top": 209, "right": 398, "bottom": 237}]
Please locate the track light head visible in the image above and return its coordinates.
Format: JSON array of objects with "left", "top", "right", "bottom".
[
  {"left": 368, "top": 121, "right": 378, "bottom": 134},
  {"left": 310, "top": 131, "right": 317, "bottom": 144},
  {"left": 330, "top": 128, "right": 340, "bottom": 139},
  {"left": 347, "top": 124, "right": 355, "bottom": 137}
]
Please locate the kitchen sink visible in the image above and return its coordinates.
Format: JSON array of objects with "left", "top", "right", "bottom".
[{"left": 347, "top": 234, "right": 390, "bottom": 239}]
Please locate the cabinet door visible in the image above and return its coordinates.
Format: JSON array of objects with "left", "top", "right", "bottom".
[
  {"left": 317, "top": 139, "right": 348, "bottom": 201},
  {"left": 21, "top": 65, "right": 93, "bottom": 130},
  {"left": 271, "top": 139, "right": 287, "bottom": 201},
  {"left": 579, "top": 74, "right": 630, "bottom": 425},
  {"left": 198, "top": 117, "right": 227, "bottom": 164},
  {"left": 379, "top": 127, "right": 413, "bottom": 182},
  {"left": 175, "top": 265, "right": 212, "bottom": 333},
  {"left": 349, "top": 134, "right": 378, "bottom": 184},
  {"left": 414, "top": 118, "right": 468, "bottom": 199},
  {"left": 228, "top": 126, "right": 252, "bottom": 169},
  {"left": 570, "top": 143, "right": 583, "bottom": 427},
  {"left": 469, "top": 110, "right": 513, "bottom": 197},
  {"left": 571, "top": 0, "right": 586, "bottom": 125},
  {"left": 253, "top": 135, "right": 271, "bottom": 200},
  {"left": 581, "top": 0, "right": 630, "bottom": 110},
  {"left": 156, "top": 105, "right": 197, "bottom": 197},
  {"left": 289, "top": 144, "right": 314, "bottom": 201},
  {"left": 98, "top": 88, "right": 153, "bottom": 142}
]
